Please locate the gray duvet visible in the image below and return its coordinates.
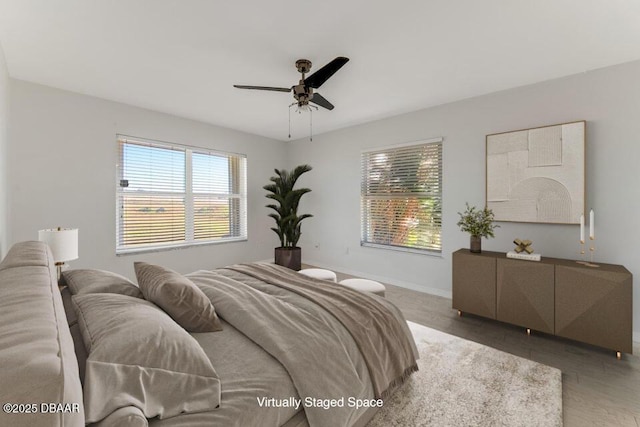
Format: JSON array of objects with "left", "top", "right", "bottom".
[
  {"left": 224, "top": 263, "right": 419, "bottom": 399},
  {"left": 150, "top": 263, "right": 417, "bottom": 427}
]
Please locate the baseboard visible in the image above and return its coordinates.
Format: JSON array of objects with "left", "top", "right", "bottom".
[{"left": 302, "top": 258, "right": 452, "bottom": 299}]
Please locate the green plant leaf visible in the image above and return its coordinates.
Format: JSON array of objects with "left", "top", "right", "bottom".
[
  {"left": 456, "top": 202, "right": 499, "bottom": 238},
  {"left": 264, "top": 165, "right": 313, "bottom": 248}
]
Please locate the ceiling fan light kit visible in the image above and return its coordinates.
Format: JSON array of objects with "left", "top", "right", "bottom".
[{"left": 234, "top": 56, "right": 349, "bottom": 140}]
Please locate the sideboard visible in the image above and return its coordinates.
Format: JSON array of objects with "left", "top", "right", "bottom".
[{"left": 452, "top": 249, "right": 633, "bottom": 358}]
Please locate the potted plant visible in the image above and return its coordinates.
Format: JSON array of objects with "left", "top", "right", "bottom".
[
  {"left": 264, "top": 165, "right": 313, "bottom": 270},
  {"left": 456, "top": 203, "right": 499, "bottom": 253}
]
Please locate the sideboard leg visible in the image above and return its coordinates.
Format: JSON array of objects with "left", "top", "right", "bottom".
[
  {"left": 526, "top": 328, "right": 531, "bottom": 336},
  {"left": 616, "top": 351, "right": 622, "bottom": 360},
  {"left": 457, "top": 310, "right": 462, "bottom": 317}
]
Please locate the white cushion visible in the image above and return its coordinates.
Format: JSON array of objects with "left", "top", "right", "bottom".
[
  {"left": 298, "top": 268, "right": 337, "bottom": 282},
  {"left": 339, "top": 278, "right": 386, "bottom": 297}
]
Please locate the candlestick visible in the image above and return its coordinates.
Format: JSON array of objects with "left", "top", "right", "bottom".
[
  {"left": 577, "top": 210, "right": 598, "bottom": 267},
  {"left": 586, "top": 235, "right": 599, "bottom": 268},
  {"left": 578, "top": 239, "right": 585, "bottom": 263}
]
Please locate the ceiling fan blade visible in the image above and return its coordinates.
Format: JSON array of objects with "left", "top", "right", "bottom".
[
  {"left": 233, "top": 85, "right": 291, "bottom": 92},
  {"left": 310, "top": 93, "right": 334, "bottom": 110},
  {"left": 304, "top": 57, "right": 349, "bottom": 89}
]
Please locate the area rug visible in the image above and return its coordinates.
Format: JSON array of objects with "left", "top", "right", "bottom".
[{"left": 367, "top": 321, "right": 562, "bottom": 427}]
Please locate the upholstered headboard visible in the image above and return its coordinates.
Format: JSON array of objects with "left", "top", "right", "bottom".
[{"left": 0, "top": 241, "right": 84, "bottom": 427}]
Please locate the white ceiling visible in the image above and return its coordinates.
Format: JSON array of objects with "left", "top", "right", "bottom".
[{"left": 1, "top": 1, "right": 640, "bottom": 141}]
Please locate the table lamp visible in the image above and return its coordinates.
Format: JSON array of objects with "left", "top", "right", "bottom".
[{"left": 38, "top": 227, "right": 78, "bottom": 280}]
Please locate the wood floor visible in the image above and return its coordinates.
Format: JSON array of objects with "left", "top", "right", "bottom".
[{"left": 322, "top": 267, "right": 640, "bottom": 427}]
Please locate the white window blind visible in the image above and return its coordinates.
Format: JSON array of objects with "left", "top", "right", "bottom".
[
  {"left": 116, "top": 136, "right": 247, "bottom": 254},
  {"left": 361, "top": 138, "right": 442, "bottom": 253}
]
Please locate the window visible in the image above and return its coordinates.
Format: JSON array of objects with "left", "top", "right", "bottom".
[
  {"left": 116, "top": 136, "right": 247, "bottom": 254},
  {"left": 361, "top": 138, "right": 442, "bottom": 253}
]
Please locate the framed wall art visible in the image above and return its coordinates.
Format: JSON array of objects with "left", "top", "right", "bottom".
[{"left": 486, "top": 121, "right": 585, "bottom": 224}]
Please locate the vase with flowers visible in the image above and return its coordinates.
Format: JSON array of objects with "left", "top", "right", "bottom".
[{"left": 457, "top": 203, "right": 499, "bottom": 253}]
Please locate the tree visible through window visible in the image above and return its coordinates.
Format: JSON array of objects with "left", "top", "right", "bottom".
[
  {"left": 361, "top": 138, "right": 442, "bottom": 253},
  {"left": 116, "top": 136, "right": 247, "bottom": 253}
]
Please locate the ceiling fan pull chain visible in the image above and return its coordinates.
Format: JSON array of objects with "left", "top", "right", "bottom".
[
  {"left": 288, "top": 104, "right": 292, "bottom": 139},
  {"left": 309, "top": 108, "right": 313, "bottom": 142}
]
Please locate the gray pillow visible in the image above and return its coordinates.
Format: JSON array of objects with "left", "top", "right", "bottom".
[
  {"left": 134, "top": 262, "right": 222, "bottom": 332},
  {"left": 62, "top": 269, "right": 143, "bottom": 298},
  {"left": 73, "top": 293, "right": 221, "bottom": 423}
]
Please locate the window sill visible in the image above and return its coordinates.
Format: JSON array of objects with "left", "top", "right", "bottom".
[
  {"left": 360, "top": 242, "right": 442, "bottom": 257},
  {"left": 116, "top": 237, "right": 248, "bottom": 256}
]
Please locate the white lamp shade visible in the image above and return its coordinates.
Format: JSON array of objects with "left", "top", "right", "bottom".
[{"left": 38, "top": 228, "right": 79, "bottom": 263}]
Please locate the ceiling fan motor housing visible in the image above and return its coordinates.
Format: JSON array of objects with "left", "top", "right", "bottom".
[
  {"left": 295, "top": 59, "right": 312, "bottom": 74},
  {"left": 293, "top": 82, "right": 313, "bottom": 103}
]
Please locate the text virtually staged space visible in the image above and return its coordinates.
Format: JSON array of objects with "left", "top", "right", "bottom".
[{"left": 0, "top": 1, "right": 639, "bottom": 426}]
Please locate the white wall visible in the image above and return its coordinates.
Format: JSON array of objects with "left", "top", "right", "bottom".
[
  {"left": 6, "top": 61, "right": 640, "bottom": 340},
  {"left": 0, "top": 42, "right": 9, "bottom": 257},
  {"left": 7, "top": 80, "right": 287, "bottom": 277},
  {"left": 288, "top": 60, "right": 640, "bottom": 339}
]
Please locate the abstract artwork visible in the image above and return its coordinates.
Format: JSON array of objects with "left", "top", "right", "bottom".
[{"left": 486, "top": 121, "right": 585, "bottom": 224}]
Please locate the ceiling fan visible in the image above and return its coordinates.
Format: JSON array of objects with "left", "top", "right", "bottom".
[{"left": 233, "top": 57, "right": 349, "bottom": 111}]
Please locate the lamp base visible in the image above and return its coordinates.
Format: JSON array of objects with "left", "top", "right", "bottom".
[{"left": 55, "top": 262, "right": 65, "bottom": 283}]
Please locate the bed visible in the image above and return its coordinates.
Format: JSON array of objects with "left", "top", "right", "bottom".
[{"left": 0, "top": 241, "right": 418, "bottom": 427}]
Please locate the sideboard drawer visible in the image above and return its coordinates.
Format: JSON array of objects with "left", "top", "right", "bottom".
[
  {"left": 497, "top": 258, "right": 555, "bottom": 334},
  {"left": 452, "top": 250, "right": 496, "bottom": 319},
  {"left": 555, "top": 265, "right": 632, "bottom": 353}
]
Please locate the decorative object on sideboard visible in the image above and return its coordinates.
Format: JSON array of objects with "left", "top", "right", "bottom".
[
  {"left": 506, "top": 252, "right": 541, "bottom": 262},
  {"left": 578, "top": 213, "right": 586, "bottom": 261},
  {"left": 513, "top": 238, "right": 533, "bottom": 254},
  {"left": 576, "top": 209, "right": 599, "bottom": 268},
  {"left": 507, "top": 238, "right": 541, "bottom": 261},
  {"left": 38, "top": 227, "right": 79, "bottom": 280},
  {"left": 264, "top": 165, "right": 313, "bottom": 270},
  {"left": 486, "top": 121, "right": 585, "bottom": 224},
  {"left": 457, "top": 203, "right": 499, "bottom": 253}
]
